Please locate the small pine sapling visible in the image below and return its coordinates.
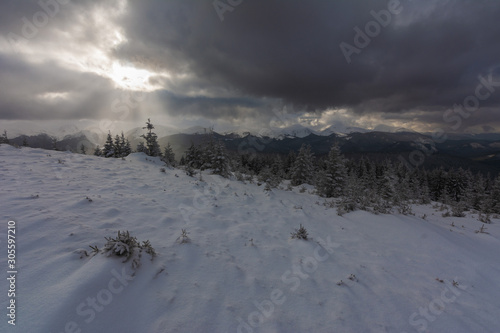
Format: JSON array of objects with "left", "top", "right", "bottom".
[
  {"left": 103, "top": 230, "right": 139, "bottom": 261},
  {"left": 100, "top": 230, "right": 156, "bottom": 267},
  {"left": 177, "top": 229, "right": 191, "bottom": 244},
  {"left": 141, "top": 240, "right": 157, "bottom": 257},
  {"left": 291, "top": 224, "right": 308, "bottom": 240}
]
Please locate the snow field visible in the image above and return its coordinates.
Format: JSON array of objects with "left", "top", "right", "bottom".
[{"left": 0, "top": 145, "right": 499, "bottom": 332}]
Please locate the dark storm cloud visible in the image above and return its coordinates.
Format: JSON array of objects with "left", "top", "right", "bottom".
[
  {"left": 155, "top": 90, "right": 265, "bottom": 120},
  {"left": 1, "top": 0, "right": 500, "bottom": 131},
  {"left": 114, "top": 0, "right": 500, "bottom": 114}
]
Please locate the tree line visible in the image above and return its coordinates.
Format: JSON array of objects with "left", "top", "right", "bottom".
[
  {"left": 4, "top": 118, "right": 497, "bottom": 218},
  {"left": 101, "top": 119, "right": 499, "bottom": 218}
]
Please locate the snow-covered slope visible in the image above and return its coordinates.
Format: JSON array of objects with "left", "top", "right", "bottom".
[{"left": 1, "top": 144, "right": 499, "bottom": 332}]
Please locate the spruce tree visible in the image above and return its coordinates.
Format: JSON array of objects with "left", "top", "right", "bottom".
[
  {"left": 0, "top": 130, "right": 9, "bottom": 144},
  {"left": 290, "top": 144, "right": 314, "bottom": 186},
  {"left": 114, "top": 134, "right": 122, "bottom": 157},
  {"left": 162, "top": 142, "right": 176, "bottom": 166},
  {"left": 285, "top": 151, "right": 297, "bottom": 178},
  {"left": 93, "top": 145, "right": 102, "bottom": 156},
  {"left": 200, "top": 136, "right": 216, "bottom": 170},
  {"left": 51, "top": 136, "right": 58, "bottom": 151},
  {"left": 120, "top": 132, "right": 131, "bottom": 157},
  {"left": 140, "top": 118, "right": 162, "bottom": 157},
  {"left": 338, "top": 171, "right": 362, "bottom": 214},
  {"left": 418, "top": 171, "right": 431, "bottom": 204},
  {"left": 185, "top": 142, "right": 201, "bottom": 169},
  {"left": 316, "top": 143, "right": 346, "bottom": 197},
  {"left": 211, "top": 140, "right": 229, "bottom": 177},
  {"left": 483, "top": 176, "right": 500, "bottom": 214},
  {"left": 377, "top": 161, "right": 396, "bottom": 205},
  {"left": 80, "top": 143, "right": 86, "bottom": 154},
  {"left": 103, "top": 132, "right": 115, "bottom": 157},
  {"left": 270, "top": 155, "right": 285, "bottom": 180}
]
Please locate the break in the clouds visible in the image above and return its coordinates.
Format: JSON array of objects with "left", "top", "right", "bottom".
[{"left": 1, "top": 0, "right": 500, "bottom": 133}]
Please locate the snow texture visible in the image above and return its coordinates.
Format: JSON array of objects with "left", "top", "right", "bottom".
[{"left": 0, "top": 144, "right": 499, "bottom": 332}]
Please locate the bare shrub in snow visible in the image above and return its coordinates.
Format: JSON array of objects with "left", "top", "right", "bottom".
[{"left": 475, "top": 224, "right": 489, "bottom": 234}]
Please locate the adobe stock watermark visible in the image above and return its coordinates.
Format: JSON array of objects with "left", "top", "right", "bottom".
[
  {"left": 6, "top": 0, "right": 71, "bottom": 53},
  {"left": 402, "top": 278, "right": 467, "bottom": 333},
  {"left": 399, "top": 71, "right": 500, "bottom": 172},
  {"left": 56, "top": 267, "right": 134, "bottom": 333},
  {"left": 340, "top": 0, "right": 404, "bottom": 64},
  {"left": 236, "top": 236, "right": 340, "bottom": 332},
  {"left": 213, "top": 0, "right": 244, "bottom": 22}
]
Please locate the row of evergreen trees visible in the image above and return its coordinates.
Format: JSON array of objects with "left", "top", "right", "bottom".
[
  {"left": 94, "top": 132, "right": 132, "bottom": 158},
  {"left": 89, "top": 119, "right": 499, "bottom": 217},
  {"left": 93, "top": 119, "right": 177, "bottom": 166},
  {"left": 232, "top": 142, "right": 500, "bottom": 217},
  {"left": 180, "top": 139, "right": 229, "bottom": 177}
]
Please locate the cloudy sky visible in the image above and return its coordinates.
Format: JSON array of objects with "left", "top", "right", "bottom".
[{"left": 1, "top": 0, "right": 500, "bottom": 136}]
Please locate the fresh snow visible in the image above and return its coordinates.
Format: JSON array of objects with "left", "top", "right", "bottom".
[{"left": 1, "top": 144, "right": 499, "bottom": 332}]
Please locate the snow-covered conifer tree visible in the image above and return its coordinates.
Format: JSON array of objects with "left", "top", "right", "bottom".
[
  {"left": 80, "top": 143, "right": 86, "bottom": 154},
  {"left": 338, "top": 171, "right": 362, "bottom": 214},
  {"left": 120, "top": 132, "right": 132, "bottom": 157},
  {"left": 162, "top": 142, "right": 176, "bottom": 166},
  {"left": 185, "top": 142, "right": 201, "bottom": 169},
  {"left": 211, "top": 140, "right": 229, "bottom": 177},
  {"left": 316, "top": 143, "right": 346, "bottom": 197},
  {"left": 290, "top": 144, "right": 314, "bottom": 186},
  {"left": 0, "top": 130, "right": 9, "bottom": 144},
  {"left": 103, "top": 132, "right": 115, "bottom": 157},
  {"left": 51, "top": 136, "right": 58, "bottom": 151},
  {"left": 140, "top": 118, "right": 162, "bottom": 157},
  {"left": 93, "top": 145, "right": 102, "bottom": 156},
  {"left": 482, "top": 176, "right": 500, "bottom": 214},
  {"left": 113, "top": 134, "right": 122, "bottom": 158}
]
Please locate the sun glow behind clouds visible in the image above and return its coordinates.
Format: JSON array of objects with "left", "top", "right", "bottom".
[
  {"left": 107, "top": 62, "right": 156, "bottom": 91},
  {"left": 0, "top": 0, "right": 167, "bottom": 94}
]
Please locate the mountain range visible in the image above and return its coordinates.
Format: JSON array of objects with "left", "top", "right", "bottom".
[{"left": 7, "top": 124, "right": 500, "bottom": 175}]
